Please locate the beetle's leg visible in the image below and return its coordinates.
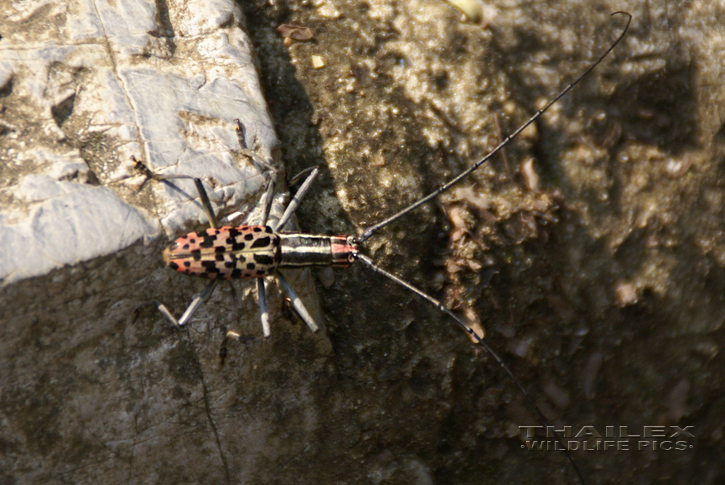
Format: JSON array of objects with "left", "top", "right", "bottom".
[
  {"left": 277, "top": 270, "right": 319, "bottom": 333},
  {"left": 176, "top": 280, "right": 217, "bottom": 326},
  {"left": 235, "top": 120, "right": 278, "bottom": 227},
  {"left": 274, "top": 167, "right": 319, "bottom": 232},
  {"left": 257, "top": 278, "right": 271, "bottom": 338},
  {"left": 132, "top": 156, "right": 219, "bottom": 229},
  {"left": 218, "top": 277, "right": 272, "bottom": 364},
  {"left": 133, "top": 280, "right": 217, "bottom": 328}
]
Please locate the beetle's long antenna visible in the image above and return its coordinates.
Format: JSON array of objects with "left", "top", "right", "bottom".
[
  {"left": 353, "top": 13, "right": 633, "bottom": 483},
  {"left": 356, "top": 253, "right": 586, "bottom": 484},
  {"left": 357, "top": 11, "right": 631, "bottom": 244}
]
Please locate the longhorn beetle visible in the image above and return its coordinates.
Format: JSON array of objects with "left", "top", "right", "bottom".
[{"left": 133, "top": 12, "right": 631, "bottom": 485}]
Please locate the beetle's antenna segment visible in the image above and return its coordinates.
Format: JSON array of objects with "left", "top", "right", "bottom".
[
  {"left": 357, "top": 11, "right": 631, "bottom": 244},
  {"left": 356, "top": 253, "right": 587, "bottom": 483}
]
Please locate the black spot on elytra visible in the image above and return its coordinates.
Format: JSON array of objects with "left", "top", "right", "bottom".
[
  {"left": 201, "top": 261, "right": 220, "bottom": 275},
  {"left": 253, "top": 227, "right": 262, "bottom": 232},
  {"left": 251, "top": 236, "right": 271, "bottom": 249},
  {"left": 231, "top": 242, "right": 246, "bottom": 251},
  {"left": 215, "top": 245, "right": 225, "bottom": 252},
  {"left": 265, "top": 226, "right": 273, "bottom": 234},
  {"left": 183, "top": 244, "right": 190, "bottom": 250},
  {"left": 256, "top": 270, "right": 265, "bottom": 276},
  {"left": 199, "top": 232, "right": 217, "bottom": 248},
  {"left": 246, "top": 263, "right": 255, "bottom": 270},
  {"left": 184, "top": 261, "right": 190, "bottom": 268},
  {"left": 169, "top": 262, "right": 179, "bottom": 270},
  {"left": 244, "top": 234, "right": 254, "bottom": 241},
  {"left": 228, "top": 228, "right": 240, "bottom": 238},
  {"left": 192, "top": 250, "right": 201, "bottom": 261},
  {"left": 215, "top": 254, "right": 224, "bottom": 261},
  {"left": 224, "top": 262, "right": 234, "bottom": 268},
  {"left": 231, "top": 268, "right": 242, "bottom": 278},
  {"left": 254, "top": 254, "right": 274, "bottom": 266}
]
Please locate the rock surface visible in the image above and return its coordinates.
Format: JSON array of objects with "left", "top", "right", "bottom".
[
  {"left": 1, "top": 0, "right": 324, "bottom": 483},
  {"left": 2, "top": 0, "right": 725, "bottom": 484}
]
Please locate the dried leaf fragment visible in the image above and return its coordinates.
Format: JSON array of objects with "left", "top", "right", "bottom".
[{"left": 277, "top": 24, "right": 314, "bottom": 42}]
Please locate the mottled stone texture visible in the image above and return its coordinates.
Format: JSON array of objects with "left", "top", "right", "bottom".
[{"left": 2, "top": 0, "right": 725, "bottom": 484}]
